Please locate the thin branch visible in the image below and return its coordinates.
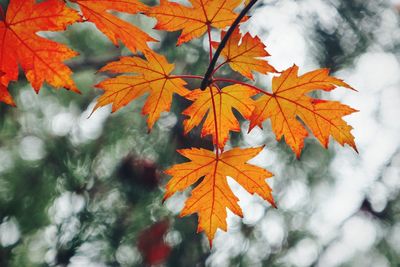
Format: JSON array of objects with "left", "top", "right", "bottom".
[{"left": 200, "top": 0, "right": 258, "bottom": 90}]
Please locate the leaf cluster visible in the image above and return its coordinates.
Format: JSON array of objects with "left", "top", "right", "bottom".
[{"left": 0, "top": 0, "right": 357, "bottom": 244}]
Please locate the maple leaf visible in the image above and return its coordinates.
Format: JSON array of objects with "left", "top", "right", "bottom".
[
  {"left": 0, "top": 82, "right": 14, "bottom": 106},
  {"left": 165, "top": 146, "right": 275, "bottom": 244},
  {"left": 0, "top": 72, "right": 14, "bottom": 106},
  {"left": 95, "top": 51, "right": 189, "bottom": 129},
  {"left": 146, "top": 0, "right": 247, "bottom": 45},
  {"left": 183, "top": 84, "right": 257, "bottom": 150},
  {"left": 0, "top": 0, "right": 81, "bottom": 104},
  {"left": 249, "top": 65, "right": 358, "bottom": 157},
  {"left": 211, "top": 28, "right": 276, "bottom": 79},
  {"left": 71, "top": 0, "right": 156, "bottom": 53}
]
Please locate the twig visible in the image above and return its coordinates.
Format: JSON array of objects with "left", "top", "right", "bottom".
[{"left": 200, "top": 0, "right": 258, "bottom": 90}]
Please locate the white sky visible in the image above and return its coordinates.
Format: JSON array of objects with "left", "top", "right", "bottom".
[{"left": 210, "top": 1, "right": 400, "bottom": 266}]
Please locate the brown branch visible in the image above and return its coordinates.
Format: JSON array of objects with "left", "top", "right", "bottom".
[{"left": 200, "top": 0, "right": 259, "bottom": 90}]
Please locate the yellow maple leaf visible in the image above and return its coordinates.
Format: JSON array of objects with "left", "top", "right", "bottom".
[
  {"left": 165, "top": 146, "right": 275, "bottom": 244},
  {"left": 212, "top": 28, "right": 276, "bottom": 79},
  {"left": 95, "top": 51, "right": 189, "bottom": 129},
  {"left": 249, "top": 65, "right": 358, "bottom": 157},
  {"left": 146, "top": 0, "right": 246, "bottom": 45},
  {"left": 71, "top": 0, "right": 156, "bottom": 53},
  {"left": 183, "top": 84, "right": 257, "bottom": 150}
]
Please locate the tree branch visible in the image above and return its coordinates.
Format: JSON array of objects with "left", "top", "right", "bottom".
[{"left": 200, "top": 0, "right": 258, "bottom": 90}]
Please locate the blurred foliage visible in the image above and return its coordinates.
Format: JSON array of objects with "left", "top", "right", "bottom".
[{"left": 0, "top": 0, "right": 400, "bottom": 266}]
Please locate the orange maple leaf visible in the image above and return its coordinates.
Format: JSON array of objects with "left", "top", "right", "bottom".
[
  {"left": 211, "top": 28, "right": 276, "bottom": 79},
  {"left": 0, "top": 71, "right": 14, "bottom": 106},
  {"left": 165, "top": 146, "right": 275, "bottom": 244},
  {"left": 249, "top": 65, "right": 358, "bottom": 157},
  {"left": 0, "top": 0, "right": 81, "bottom": 104},
  {"left": 71, "top": 0, "right": 156, "bottom": 53},
  {"left": 0, "top": 82, "right": 14, "bottom": 106},
  {"left": 95, "top": 51, "right": 189, "bottom": 129},
  {"left": 183, "top": 84, "right": 257, "bottom": 150},
  {"left": 147, "top": 0, "right": 246, "bottom": 45}
]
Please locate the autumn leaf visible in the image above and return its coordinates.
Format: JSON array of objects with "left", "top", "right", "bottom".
[
  {"left": 211, "top": 28, "right": 276, "bottom": 79},
  {"left": 165, "top": 146, "right": 275, "bottom": 244},
  {"left": 0, "top": 71, "right": 14, "bottom": 106},
  {"left": 0, "top": 82, "right": 14, "bottom": 106},
  {"left": 95, "top": 51, "right": 189, "bottom": 129},
  {"left": 71, "top": 0, "right": 156, "bottom": 53},
  {"left": 147, "top": 0, "right": 247, "bottom": 45},
  {"left": 249, "top": 65, "right": 358, "bottom": 157},
  {"left": 183, "top": 84, "right": 257, "bottom": 150},
  {"left": 0, "top": 0, "right": 81, "bottom": 104}
]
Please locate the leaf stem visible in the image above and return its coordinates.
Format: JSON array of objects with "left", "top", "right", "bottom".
[
  {"left": 200, "top": 0, "right": 258, "bottom": 90},
  {"left": 208, "top": 86, "right": 220, "bottom": 157},
  {"left": 207, "top": 24, "right": 213, "bottom": 63},
  {"left": 170, "top": 75, "right": 204, "bottom": 80},
  {"left": 212, "top": 77, "right": 273, "bottom": 96},
  {"left": 211, "top": 61, "right": 228, "bottom": 77}
]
